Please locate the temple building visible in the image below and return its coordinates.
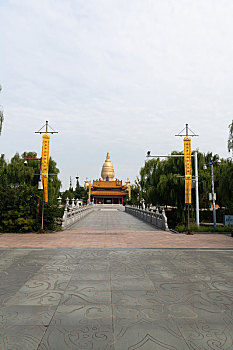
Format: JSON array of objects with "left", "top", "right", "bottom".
[{"left": 88, "top": 152, "right": 131, "bottom": 204}]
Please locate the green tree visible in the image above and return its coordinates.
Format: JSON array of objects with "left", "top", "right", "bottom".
[
  {"left": 216, "top": 159, "right": 233, "bottom": 210},
  {"left": 138, "top": 150, "right": 232, "bottom": 225},
  {"left": 0, "top": 184, "right": 39, "bottom": 232},
  {"left": 129, "top": 182, "right": 140, "bottom": 205},
  {"left": 0, "top": 151, "right": 62, "bottom": 232},
  {"left": 0, "top": 151, "right": 61, "bottom": 201},
  {"left": 61, "top": 189, "right": 74, "bottom": 203},
  {"left": 228, "top": 120, "right": 233, "bottom": 158},
  {"left": 73, "top": 176, "right": 88, "bottom": 202}
]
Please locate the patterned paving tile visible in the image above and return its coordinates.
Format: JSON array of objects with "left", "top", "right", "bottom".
[
  {"left": 113, "top": 318, "right": 191, "bottom": 350},
  {"left": 0, "top": 248, "right": 233, "bottom": 349},
  {"left": 0, "top": 305, "right": 55, "bottom": 326},
  {"left": 0, "top": 325, "right": 46, "bottom": 350},
  {"left": 175, "top": 315, "right": 233, "bottom": 350},
  {"left": 37, "top": 324, "right": 115, "bottom": 350},
  {"left": 51, "top": 304, "right": 112, "bottom": 326}
]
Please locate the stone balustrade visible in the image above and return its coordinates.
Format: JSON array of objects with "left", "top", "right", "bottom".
[
  {"left": 125, "top": 205, "right": 169, "bottom": 231},
  {"left": 62, "top": 200, "right": 94, "bottom": 230}
]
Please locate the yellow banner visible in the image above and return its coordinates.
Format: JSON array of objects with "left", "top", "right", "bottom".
[
  {"left": 128, "top": 184, "right": 131, "bottom": 201},
  {"left": 43, "top": 176, "right": 48, "bottom": 203},
  {"left": 184, "top": 137, "right": 192, "bottom": 204},
  {"left": 185, "top": 178, "right": 192, "bottom": 204},
  {"left": 41, "top": 133, "right": 50, "bottom": 203},
  {"left": 88, "top": 183, "right": 91, "bottom": 202}
]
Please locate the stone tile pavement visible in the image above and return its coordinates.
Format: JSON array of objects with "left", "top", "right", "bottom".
[
  {"left": 67, "top": 208, "right": 156, "bottom": 231},
  {"left": 1, "top": 208, "right": 233, "bottom": 349},
  {"left": 0, "top": 248, "right": 233, "bottom": 350}
]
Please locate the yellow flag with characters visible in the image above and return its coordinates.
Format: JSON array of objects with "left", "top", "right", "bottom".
[
  {"left": 184, "top": 136, "right": 192, "bottom": 204},
  {"left": 41, "top": 133, "right": 50, "bottom": 203}
]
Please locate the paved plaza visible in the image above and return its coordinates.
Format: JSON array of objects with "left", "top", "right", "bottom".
[
  {"left": 0, "top": 208, "right": 233, "bottom": 349},
  {"left": 1, "top": 248, "right": 233, "bottom": 350}
]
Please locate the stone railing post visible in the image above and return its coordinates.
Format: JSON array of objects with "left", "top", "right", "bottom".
[
  {"left": 65, "top": 197, "right": 70, "bottom": 209},
  {"left": 162, "top": 209, "right": 169, "bottom": 231},
  {"left": 62, "top": 207, "right": 68, "bottom": 229},
  {"left": 125, "top": 205, "right": 169, "bottom": 231},
  {"left": 61, "top": 202, "right": 94, "bottom": 230}
]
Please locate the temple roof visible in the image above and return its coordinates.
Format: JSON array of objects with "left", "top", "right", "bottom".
[{"left": 93, "top": 179, "right": 122, "bottom": 188}]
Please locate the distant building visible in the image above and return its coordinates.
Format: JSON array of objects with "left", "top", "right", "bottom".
[{"left": 88, "top": 152, "right": 130, "bottom": 204}]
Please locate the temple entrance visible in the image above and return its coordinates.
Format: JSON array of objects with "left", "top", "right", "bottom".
[
  {"left": 105, "top": 199, "right": 112, "bottom": 204},
  {"left": 95, "top": 197, "right": 123, "bottom": 204}
]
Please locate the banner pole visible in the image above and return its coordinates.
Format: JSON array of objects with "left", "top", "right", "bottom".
[{"left": 41, "top": 186, "right": 45, "bottom": 233}]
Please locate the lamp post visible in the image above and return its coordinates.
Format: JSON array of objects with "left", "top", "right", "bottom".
[
  {"left": 40, "top": 181, "right": 45, "bottom": 233},
  {"left": 203, "top": 158, "right": 221, "bottom": 231}
]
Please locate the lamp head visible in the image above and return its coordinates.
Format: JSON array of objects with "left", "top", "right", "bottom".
[
  {"left": 203, "top": 164, "right": 207, "bottom": 170},
  {"left": 24, "top": 160, "right": 28, "bottom": 166},
  {"left": 147, "top": 151, "right": 151, "bottom": 157},
  {"left": 38, "top": 180, "right": 43, "bottom": 190}
]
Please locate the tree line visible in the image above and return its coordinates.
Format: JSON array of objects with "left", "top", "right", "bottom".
[
  {"left": 131, "top": 151, "right": 232, "bottom": 223},
  {"left": 0, "top": 152, "right": 62, "bottom": 232},
  {"left": 0, "top": 151, "right": 88, "bottom": 232},
  {"left": 129, "top": 122, "right": 233, "bottom": 227}
]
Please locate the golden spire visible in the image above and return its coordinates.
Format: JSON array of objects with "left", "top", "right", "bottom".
[
  {"left": 101, "top": 152, "right": 115, "bottom": 180},
  {"left": 84, "top": 177, "right": 90, "bottom": 189}
]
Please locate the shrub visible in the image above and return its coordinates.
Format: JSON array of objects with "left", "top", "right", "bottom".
[{"left": 175, "top": 224, "right": 232, "bottom": 233}]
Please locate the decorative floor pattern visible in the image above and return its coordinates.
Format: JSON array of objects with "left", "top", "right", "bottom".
[{"left": 0, "top": 248, "right": 233, "bottom": 349}]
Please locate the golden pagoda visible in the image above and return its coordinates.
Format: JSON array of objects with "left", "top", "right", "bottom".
[
  {"left": 101, "top": 152, "right": 115, "bottom": 180},
  {"left": 88, "top": 152, "right": 131, "bottom": 204},
  {"left": 84, "top": 177, "right": 90, "bottom": 189}
]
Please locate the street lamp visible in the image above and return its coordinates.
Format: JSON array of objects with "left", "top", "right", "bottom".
[
  {"left": 38, "top": 179, "right": 43, "bottom": 190},
  {"left": 203, "top": 158, "right": 221, "bottom": 231}
]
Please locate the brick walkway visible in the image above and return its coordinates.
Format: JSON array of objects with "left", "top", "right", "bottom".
[
  {"left": 1, "top": 230, "right": 233, "bottom": 248},
  {"left": 0, "top": 208, "right": 232, "bottom": 248}
]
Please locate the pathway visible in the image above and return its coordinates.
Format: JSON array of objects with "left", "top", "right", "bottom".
[
  {"left": 1, "top": 207, "right": 233, "bottom": 248},
  {"left": 0, "top": 248, "right": 233, "bottom": 349},
  {"left": 1, "top": 207, "right": 233, "bottom": 349},
  {"left": 67, "top": 206, "right": 157, "bottom": 231}
]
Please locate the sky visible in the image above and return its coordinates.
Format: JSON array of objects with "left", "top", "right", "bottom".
[{"left": 0, "top": 0, "right": 232, "bottom": 190}]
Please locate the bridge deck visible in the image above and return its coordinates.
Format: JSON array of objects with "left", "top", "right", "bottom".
[{"left": 67, "top": 206, "right": 157, "bottom": 231}]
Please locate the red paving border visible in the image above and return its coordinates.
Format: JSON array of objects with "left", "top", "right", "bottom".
[{"left": 0, "top": 230, "right": 233, "bottom": 248}]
